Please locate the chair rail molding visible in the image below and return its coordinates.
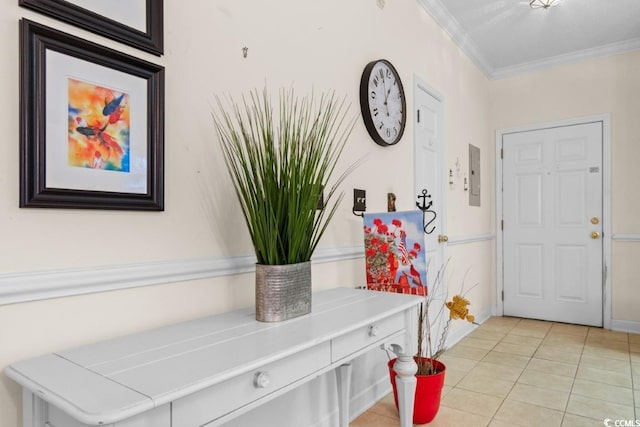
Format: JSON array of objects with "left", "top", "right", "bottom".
[
  {"left": 612, "top": 233, "right": 640, "bottom": 242},
  {"left": 0, "top": 246, "right": 364, "bottom": 305}
]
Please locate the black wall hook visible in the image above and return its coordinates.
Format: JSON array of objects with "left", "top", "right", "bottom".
[{"left": 416, "top": 189, "right": 437, "bottom": 234}]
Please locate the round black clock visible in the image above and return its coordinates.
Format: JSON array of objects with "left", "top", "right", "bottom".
[{"left": 359, "top": 59, "right": 406, "bottom": 146}]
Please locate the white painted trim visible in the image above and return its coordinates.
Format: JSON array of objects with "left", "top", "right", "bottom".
[
  {"left": 491, "top": 38, "right": 640, "bottom": 80},
  {"left": 447, "top": 233, "right": 495, "bottom": 246},
  {"left": 415, "top": 0, "right": 493, "bottom": 78},
  {"left": 415, "top": 0, "right": 640, "bottom": 80},
  {"left": 495, "top": 114, "right": 612, "bottom": 329},
  {"left": 0, "top": 246, "right": 364, "bottom": 306},
  {"left": 610, "top": 319, "right": 640, "bottom": 335},
  {"left": 444, "top": 306, "right": 493, "bottom": 349},
  {"left": 612, "top": 234, "right": 640, "bottom": 242}
]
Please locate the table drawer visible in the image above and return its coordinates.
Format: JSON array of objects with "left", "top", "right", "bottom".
[
  {"left": 331, "top": 312, "right": 404, "bottom": 362},
  {"left": 172, "top": 342, "right": 330, "bottom": 427}
]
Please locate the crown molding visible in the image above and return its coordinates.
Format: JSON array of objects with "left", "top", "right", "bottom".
[
  {"left": 491, "top": 38, "right": 640, "bottom": 79},
  {"left": 416, "top": 0, "right": 493, "bottom": 77},
  {"left": 416, "top": 0, "right": 640, "bottom": 80}
]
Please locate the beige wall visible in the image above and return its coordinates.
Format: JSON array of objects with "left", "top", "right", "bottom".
[
  {"left": 490, "top": 51, "right": 640, "bottom": 323},
  {"left": 0, "top": 0, "right": 494, "bottom": 425}
]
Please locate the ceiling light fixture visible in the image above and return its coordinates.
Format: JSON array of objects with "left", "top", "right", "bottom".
[{"left": 529, "top": 0, "right": 559, "bottom": 9}]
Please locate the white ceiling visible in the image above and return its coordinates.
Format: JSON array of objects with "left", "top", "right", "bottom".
[{"left": 417, "top": 0, "right": 640, "bottom": 79}]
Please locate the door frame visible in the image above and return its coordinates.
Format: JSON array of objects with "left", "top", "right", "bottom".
[
  {"left": 495, "top": 114, "right": 612, "bottom": 329},
  {"left": 413, "top": 74, "right": 447, "bottom": 273}
]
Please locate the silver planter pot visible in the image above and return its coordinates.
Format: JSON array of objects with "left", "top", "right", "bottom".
[{"left": 255, "top": 261, "right": 312, "bottom": 322}]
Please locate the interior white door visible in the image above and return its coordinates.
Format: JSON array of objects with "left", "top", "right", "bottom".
[
  {"left": 414, "top": 80, "right": 445, "bottom": 290},
  {"left": 502, "top": 122, "right": 603, "bottom": 326}
]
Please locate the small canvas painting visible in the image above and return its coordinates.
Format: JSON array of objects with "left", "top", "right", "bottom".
[
  {"left": 363, "top": 210, "right": 427, "bottom": 296},
  {"left": 67, "top": 78, "right": 130, "bottom": 172}
]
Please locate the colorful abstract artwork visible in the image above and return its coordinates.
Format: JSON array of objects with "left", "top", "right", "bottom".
[
  {"left": 363, "top": 211, "right": 428, "bottom": 296},
  {"left": 67, "top": 78, "right": 130, "bottom": 172}
]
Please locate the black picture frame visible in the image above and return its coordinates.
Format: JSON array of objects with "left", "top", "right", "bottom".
[
  {"left": 20, "top": 19, "right": 165, "bottom": 211},
  {"left": 19, "top": 0, "right": 164, "bottom": 56}
]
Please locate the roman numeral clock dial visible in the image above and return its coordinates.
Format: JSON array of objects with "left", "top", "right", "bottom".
[{"left": 359, "top": 59, "right": 406, "bottom": 146}]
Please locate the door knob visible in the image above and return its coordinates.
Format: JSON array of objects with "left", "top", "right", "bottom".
[
  {"left": 591, "top": 231, "right": 601, "bottom": 239},
  {"left": 437, "top": 235, "right": 449, "bottom": 243},
  {"left": 591, "top": 217, "right": 599, "bottom": 225}
]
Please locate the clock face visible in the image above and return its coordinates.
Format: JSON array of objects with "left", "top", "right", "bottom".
[{"left": 359, "top": 59, "right": 406, "bottom": 146}]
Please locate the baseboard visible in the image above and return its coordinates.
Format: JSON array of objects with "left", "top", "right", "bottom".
[
  {"left": 445, "top": 306, "right": 494, "bottom": 348},
  {"left": 0, "top": 246, "right": 364, "bottom": 306},
  {"left": 610, "top": 319, "right": 640, "bottom": 334}
]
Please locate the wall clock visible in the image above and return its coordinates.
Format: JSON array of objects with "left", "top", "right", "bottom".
[{"left": 359, "top": 59, "right": 406, "bottom": 146}]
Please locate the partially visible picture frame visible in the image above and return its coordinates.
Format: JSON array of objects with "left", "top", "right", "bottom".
[
  {"left": 20, "top": 19, "right": 165, "bottom": 211},
  {"left": 19, "top": 0, "right": 163, "bottom": 56}
]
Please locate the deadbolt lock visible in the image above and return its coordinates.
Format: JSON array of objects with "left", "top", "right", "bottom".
[
  {"left": 591, "top": 231, "right": 601, "bottom": 239},
  {"left": 437, "top": 235, "right": 449, "bottom": 243},
  {"left": 591, "top": 217, "right": 599, "bottom": 225}
]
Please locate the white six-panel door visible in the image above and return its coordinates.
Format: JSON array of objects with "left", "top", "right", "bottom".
[
  {"left": 414, "top": 79, "right": 445, "bottom": 302},
  {"left": 502, "top": 122, "right": 603, "bottom": 326}
]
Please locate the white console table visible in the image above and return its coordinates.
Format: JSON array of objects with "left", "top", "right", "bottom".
[{"left": 7, "top": 288, "right": 422, "bottom": 427}]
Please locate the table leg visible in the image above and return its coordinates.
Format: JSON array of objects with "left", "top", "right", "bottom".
[
  {"left": 336, "top": 363, "right": 353, "bottom": 427},
  {"left": 393, "top": 356, "right": 417, "bottom": 427}
]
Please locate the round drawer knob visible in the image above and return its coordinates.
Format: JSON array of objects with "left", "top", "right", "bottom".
[
  {"left": 254, "top": 371, "right": 270, "bottom": 389},
  {"left": 369, "top": 325, "right": 379, "bottom": 337}
]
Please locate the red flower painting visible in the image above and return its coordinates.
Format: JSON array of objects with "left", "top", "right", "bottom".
[{"left": 363, "top": 211, "right": 427, "bottom": 296}]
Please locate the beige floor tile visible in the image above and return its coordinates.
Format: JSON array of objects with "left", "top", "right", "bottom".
[
  {"left": 561, "top": 413, "right": 604, "bottom": 427},
  {"left": 630, "top": 342, "right": 640, "bottom": 353},
  {"left": 439, "top": 354, "right": 479, "bottom": 373},
  {"left": 579, "top": 354, "right": 632, "bottom": 374},
  {"left": 528, "top": 357, "right": 578, "bottom": 377},
  {"left": 535, "top": 345, "right": 583, "bottom": 364},
  {"left": 581, "top": 346, "right": 630, "bottom": 361},
  {"left": 629, "top": 333, "right": 640, "bottom": 343},
  {"left": 507, "top": 383, "right": 569, "bottom": 411},
  {"left": 349, "top": 411, "right": 396, "bottom": 427},
  {"left": 483, "top": 316, "right": 521, "bottom": 327},
  {"left": 549, "top": 323, "right": 589, "bottom": 338},
  {"left": 488, "top": 420, "right": 520, "bottom": 427},
  {"left": 500, "top": 334, "right": 543, "bottom": 347},
  {"left": 509, "top": 325, "right": 551, "bottom": 339},
  {"left": 571, "top": 378, "right": 634, "bottom": 406},
  {"left": 543, "top": 333, "right": 586, "bottom": 346},
  {"left": 633, "top": 372, "right": 640, "bottom": 390},
  {"left": 468, "top": 361, "right": 524, "bottom": 382},
  {"left": 493, "top": 399, "right": 564, "bottom": 427},
  {"left": 425, "top": 406, "right": 491, "bottom": 427},
  {"left": 459, "top": 336, "right": 499, "bottom": 350},
  {"left": 441, "top": 387, "right": 503, "bottom": 417},
  {"left": 482, "top": 351, "right": 531, "bottom": 369},
  {"left": 587, "top": 328, "right": 629, "bottom": 342},
  {"left": 576, "top": 365, "right": 633, "bottom": 388},
  {"left": 585, "top": 338, "right": 629, "bottom": 352},
  {"left": 442, "top": 385, "right": 452, "bottom": 397},
  {"left": 444, "top": 344, "right": 490, "bottom": 361},
  {"left": 631, "top": 352, "right": 640, "bottom": 364},
  {"left": 518, "top": 367, "right": 575, "bottom": 393},
  {"left": 469, "top": 329, "right": 507, "bottom": 342},
  {"left": 456, "top": 371, "right": 515, "bottom": 398},
  {"left": 367, "top": 394, "right": 399, "bottom": 419},
  {"left": 566, "top": 394, "right": 635, "bottom": 421},
  {"left": 443, "top": 368, "right": 467, "bottom": 387},
  {"left": 493, "top": 341, "right": 539, "bottom": 357}
]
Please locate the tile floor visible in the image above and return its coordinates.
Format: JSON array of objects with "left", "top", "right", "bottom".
[{"left": 350, "top": 316, "right": 640, "bottom": 427}]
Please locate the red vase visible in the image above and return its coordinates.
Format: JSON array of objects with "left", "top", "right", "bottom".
[{"left": 387, "top": 357, "right": 446, "bottom": 424}]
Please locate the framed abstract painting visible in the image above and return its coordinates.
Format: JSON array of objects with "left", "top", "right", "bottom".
[
  {"left": 19, "top": 0, "right": 164, "bottom": 55},
  {"left": 19, "top": 19, "right": 165, "bottom": 210},
  {"left": 363, "top": 210, "right": 428, "bottom": 296}
]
